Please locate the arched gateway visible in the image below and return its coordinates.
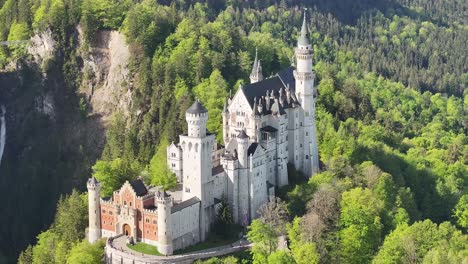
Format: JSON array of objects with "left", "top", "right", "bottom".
[{"left": 123, "top": 224, "right": 131, "bottom": 236}]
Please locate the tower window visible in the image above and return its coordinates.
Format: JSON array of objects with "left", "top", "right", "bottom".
[{"left": 306, "top": 155, "right": 309, "bottom": 159}]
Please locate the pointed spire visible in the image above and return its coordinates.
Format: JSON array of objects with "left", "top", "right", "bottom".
[
  {"left": 298, "top": 9, "right": 310, "bottom": 46},
  {"left": 223, "top": 98, "right": 229, "bottom": 113},
  {"left": 252, "top": 97, "right": 260, "bottom": 117},
  {"left": 257, "top": 59, "right": 263, "bottom": 80},
  {"left": 251, "top": 47, "right": 259, "bottom": 76}
]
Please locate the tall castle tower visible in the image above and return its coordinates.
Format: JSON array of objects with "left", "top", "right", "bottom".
[
  {"left": 294, "top": 10, "right": 319, "bottom": 176},
  {"left": 156, "top": 190, "right": 173, "bottom": 255},
  {"left": 180, "top": 100, "right": 215, "bottom": 240},
  {"left": 250, "top": 48, "right": 263, "bottom": 83},
  {"left": 87, "top": 177, "right": 101, "bottom": 243}
]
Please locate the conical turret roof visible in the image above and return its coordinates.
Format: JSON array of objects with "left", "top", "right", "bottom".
[
  {"left": 251, "top": 48, "right": 259, "bottom": 76},
  {"left": 298, "top": 10, "right": 310, "bottom": 45},
  {"left": 237, "top": 130, "right": 248, "bottom": 139},
  {"left": 187, "top": 100, "right": 208, "bottom": 114}
]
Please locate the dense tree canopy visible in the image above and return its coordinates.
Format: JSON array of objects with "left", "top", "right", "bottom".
[{"left": 1, "top": 0, "right": 466, "bottom": 263}]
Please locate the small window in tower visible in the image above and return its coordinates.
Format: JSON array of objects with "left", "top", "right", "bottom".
[
  {"left": 147, "top": 230, "right": 149, "bottom": 234},
  {"left": 146, "top": 218, "right": 149, "bottom": 223},
  {"left": 103, "top": 221, "right": 106, "bottom": 224},
  {"left": 102, "top": 209, "right": 106, "bottom": 213},
  {"left": 306, "top": 132, "right": 308, "bottom": 136},
  {"left": 154, "top": 232, "right": 157, "bottom": 235},
  {"left": 153, "top": 220, "right": 156, "bottom": 224},
  {"left": 124, "top": 201, "right": 127, "bottom": 206},
  {"left": 306, "top": 155, "right": 309, "bottom": 159},
  {"left": 130, "top": 202, "right": 132, "bottom": 206},
  {"left": 300, "top": 122, "right": 303, "bottom": 126},
  {"left": 300, "top": 144, "right": 303, "bottom": 148}
]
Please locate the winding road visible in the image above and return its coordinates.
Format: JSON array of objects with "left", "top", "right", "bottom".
[{"left": 0, "top": 105, "right": 5, "bottom": 166}]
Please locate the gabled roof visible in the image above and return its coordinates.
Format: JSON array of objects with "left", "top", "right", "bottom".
[
  {"left": 247, "top": 143, "right": 259, "bottom": 156},
  {"left": 276, "top": 66, "right": 296, "bottom": 90},
  {"left": 129, "top": 179, "right": 148, "bottom": 196},
  {"left": 241, "top": 77, "right": 285, "bottom": 109}
]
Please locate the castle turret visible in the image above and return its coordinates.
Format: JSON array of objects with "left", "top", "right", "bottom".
[
  {"left": 294, "top": 9, "right": 319, "bottom": 177},
  {"left": 250, "top": 48, "right": 263, "bottom": 83},
  {"left": 87, "top": 177, "right": 101, "bottom": 243},
  {"left": 180, "top": 100, "right": 215, "bottom": 240},
  {"left": 223, "top": 98, "right": 230, "bottom": 145},
  {"left": 186, "top": 100, "right": 208, "bottom": 138},
  {"left": 156, "top": 190, "right": 173, "bottom": 255},
  {"left": 237, "top": 130, "right": 249, "bottom": 168}
]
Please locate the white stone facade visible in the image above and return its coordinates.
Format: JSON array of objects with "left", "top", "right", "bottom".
[
  {"left": 89, "top": 13, "right": 319, "bottom": 256},
  {"left": 166, "top": 11, "right": 319, "bottom": 241}
]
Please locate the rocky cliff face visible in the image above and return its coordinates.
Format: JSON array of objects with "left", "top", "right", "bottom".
[
  {"left": 0, "top": 28, "right": 133, "bottom": 262},
  {"left": 79, "top": 29, "right": 132, "bottom": 121}
]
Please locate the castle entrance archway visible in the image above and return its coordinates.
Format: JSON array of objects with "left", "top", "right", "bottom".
[{"left": 123, "top": 224, "right": 131, "bottom": 236}]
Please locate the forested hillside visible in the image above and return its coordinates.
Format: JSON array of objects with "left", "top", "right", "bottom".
[{"left": 0, "top": 0, "right": 466, "bottom": 263}]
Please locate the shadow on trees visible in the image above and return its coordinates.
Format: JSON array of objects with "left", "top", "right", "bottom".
[
  {"left": 352, "top": 144, "right": 455, "bottom": 224},
  {"left": 0, "top": 58, "right": 106, "bottom": 263}
]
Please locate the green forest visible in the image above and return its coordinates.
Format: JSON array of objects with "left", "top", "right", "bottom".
[{"left": 0, "top": 0, "right": 466, "bottom": 263}]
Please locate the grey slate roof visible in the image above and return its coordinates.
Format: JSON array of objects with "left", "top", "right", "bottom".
[
  {"left": 88, "top": 177, "right": 98, "bottom": 184},
  {"left": 172, "top": 197, "right": 201, "bottom": 213},
  {"left": 241, "top": 66, "right": 298, "bottom": 117},
  {"left": 261, "top": 126, "right": 278, "bottom": 133},
  {"left": 212, "top": 165, "right": 225, "bottom": 176},
  {"left": 237, "top": 130, "right": 248, "bottom": 139},
  {"left": 298, "top": 11, "right": 310, "bottom": 45},
  {"left": 129, "top": 179, "right": 148, "bottom": 196},
  {"left": 186, "top": 100, "right": 208, "bottom": 114},
  {"left": 247, "top": 143, "right": 259, "bottom": 156}
]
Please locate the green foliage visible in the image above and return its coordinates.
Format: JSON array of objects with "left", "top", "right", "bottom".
[
  {"left": 147, "top": 136, "right": 177, "bottom": 190},
  {"left": 267, "top": 250, "right": 296, "bottom": 264},
  {"left": 291, "top": 243, "right": 319, "bottom": 264},
  {"left": 339, "top": 188, "right": 384, "bottom": 263},
  {"left": 92, "top": 158, "right": 140, "bottom": 197},
  {"left": 453, "top": 194, "right": 468, "bottom": 230},
  {"left": 66, "top": 239, "right": 105, "bottom": 264},
  {"left": 6, "top": 22, "right": 29, "bottom": 58},
  {"left": 17, "top": 245, "right": 33, "bottom": 264},
  {"left": 23, "top": 190, "right": 91, "bottom": 264},
  {"left": 373, "top": 220, "right": 467, "bottom": 264},
  {"left": 127, "top": 242, "right": 162, "bottom": 256},
  {"left": 214, "top": 196, "right": 235, "bottom": 237},
  {"left": 193, "top": 69, "right": 228, "bottom": 142},
  {"left": 247, "top": 219, "right": 277, "bottom": 264}
]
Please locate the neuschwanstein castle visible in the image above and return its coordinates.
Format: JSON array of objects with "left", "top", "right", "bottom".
[{"left": 87, "top": 13, "right": 319, "bottom": 256}]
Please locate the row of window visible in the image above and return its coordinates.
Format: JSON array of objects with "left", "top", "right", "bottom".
[
  {"left": 145, "top": 218, "right": 157, "bottom": 224},
  {"left": 101, "top": 209, "right": 113, "bottom": 215}
]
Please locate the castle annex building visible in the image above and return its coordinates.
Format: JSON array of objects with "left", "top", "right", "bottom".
[{"left": 87, "top": 13, "right": 319, "bottom": 256}]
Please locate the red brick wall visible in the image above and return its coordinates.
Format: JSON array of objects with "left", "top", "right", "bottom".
[
  {"left": 121, "top": 188, "right": 135, "bottom": 207},
  {"left": 142, "top": 212, "right": 158, "bottom": 241},
  {"left": 101, "top": 204, "right": 115, "bottom": 232}
]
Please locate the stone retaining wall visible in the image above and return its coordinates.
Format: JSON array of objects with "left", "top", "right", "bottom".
[{"left": 105, "top": 236, "right": 251, "bottom": 264}]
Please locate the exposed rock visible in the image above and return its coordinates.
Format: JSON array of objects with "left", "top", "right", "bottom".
[
  {"left": 35, "top": 92, "right": 55, "bottom": 120},
  {"left": 28, "top": 29, "right": 55, "bottom": 68},
  {"left": 79, "top": 29, "right": 132, "bottom": 122}
]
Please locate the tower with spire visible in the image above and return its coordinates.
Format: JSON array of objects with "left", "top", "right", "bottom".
[
  {"left": 250, "top": 48, "right": 264, "bottom": 83},
  {"left": 294, "top": 9, "right": 319, "bottom": 176}
]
